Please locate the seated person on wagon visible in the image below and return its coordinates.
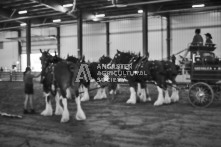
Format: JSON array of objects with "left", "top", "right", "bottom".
[
  {"left": 182, "top": 28, "right": 204, "bottom": 59},
  {"left": 204, "top": 33, "right": 213, "bottom": 45},
  {"left": 191, "top": 28, "right": 204, "bottom": 46}
]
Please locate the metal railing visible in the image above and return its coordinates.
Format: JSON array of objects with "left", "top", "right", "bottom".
[{"left": 0, "top": 72, "right": 41, "bottom": 82}]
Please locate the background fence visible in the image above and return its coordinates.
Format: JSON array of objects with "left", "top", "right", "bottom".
[{"left": 0, "top": 72, "right": 40, "bottom": 82}]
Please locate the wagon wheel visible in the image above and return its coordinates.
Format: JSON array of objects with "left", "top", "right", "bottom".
[{"left": 188, "top": 82, "right": 214, "bottom": 108}]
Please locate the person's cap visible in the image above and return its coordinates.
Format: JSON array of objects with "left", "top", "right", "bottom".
[{"left": 205, "top": 33, "right": 212, "bottom": 39}]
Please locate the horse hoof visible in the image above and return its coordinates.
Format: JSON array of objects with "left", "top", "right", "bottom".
[
  {"left": 76, "top": 112, "right": 86, "bottom": 120},
  {"left": 55, "top": 108, "right": 63, "bottom": 115},
  {"left": 126, "top": 100, "right": 136, "bottom": 104},
  {"left": 41, "top": 109, "right": 53, "bottom": 116},
  {"left": 164, "top": 99, "right": 171, "bottom": 104},
  {"left": 154, "top": 101, "right": 163, "bottom": 106},
  {"left": 81, "top": 96, "right": 89, "bottom": 102},
  {"left": 60, "top": 117, "right": 69, "bottom": 123},
  {"left": 94, "top": 95, "right": 101, "bottom": 100}
]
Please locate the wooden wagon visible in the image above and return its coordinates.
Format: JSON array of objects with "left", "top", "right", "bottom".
[{"left": 187, "top": 44, "right": 221, "bottom": 107}]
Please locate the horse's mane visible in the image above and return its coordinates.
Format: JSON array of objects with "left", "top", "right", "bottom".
[
  {"left": 99, "top": 55, "right": 112, "bottom": 64},
  {"left": 66, "top": 55, "right": 79, "bottom": 63},
  {"left": 114, "top": 50, "right": 139, "bottom": 64},
  {"left": 52, "top": 55, "right": 63, "bottom": 63}
]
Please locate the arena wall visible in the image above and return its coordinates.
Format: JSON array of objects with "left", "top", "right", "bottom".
[{"left": 0, "top": 31, "right": 19, "bottom": 71}]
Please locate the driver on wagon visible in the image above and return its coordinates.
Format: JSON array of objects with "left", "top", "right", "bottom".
[
  {"left": 182, "top": 28, "right": 204, "bottom": 59},
  {"left": 191, "top": 28, "right": 204, "bottom": 46}
]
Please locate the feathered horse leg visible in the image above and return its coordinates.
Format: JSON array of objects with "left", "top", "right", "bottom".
[
  {"left": 154, "top": 86, "right": 165, "bottom": 106},
  {"left": 55, "top": 91, "right": 63, "bottom": 115},
  {"left": 126, "top": 82, "right": 137, "bottom": 104},
  {"left": 41, "top": 92, "right": 53, "bottom": 116}
]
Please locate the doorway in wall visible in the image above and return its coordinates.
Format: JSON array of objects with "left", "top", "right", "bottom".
[{"left": 21, "top": 52, "right": 55, "bottom": 72}]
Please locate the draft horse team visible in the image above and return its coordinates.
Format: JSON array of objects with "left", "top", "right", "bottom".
[{"left": 39, "top": 49, "right": 180, "bottom": 123}]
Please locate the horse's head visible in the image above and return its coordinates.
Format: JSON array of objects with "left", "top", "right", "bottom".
[
  {"left": 99, "top": 55, "right": 112, "bottom": 64},
  {"left": 39, "top": 49, "right": 53, "bottom": 83},
  {"left": 39, "top": 49, "right": 53, "bottom": 69},
  {"left": 111, "top": 50, "right": 137, "bottom": 64}
]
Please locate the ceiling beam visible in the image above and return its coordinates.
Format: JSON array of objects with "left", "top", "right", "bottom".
[
  {"left": 0, "top": 7, "right": 24, "bottom": 24},
  {"left": 94, "top": 0, "right": 180, "bottom": 10},
  {"left": 29, "top": 0, "right": 74, "bottom": 16},
  {"left": 3, "top": 2, "right": 36, "bottom": 8},
  {"left": 0, "top": 12, "right": 63, "bottom": 23}
]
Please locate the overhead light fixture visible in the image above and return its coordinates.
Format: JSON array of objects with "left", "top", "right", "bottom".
[
  {"left": 63, "top": 4, "right": 73, "bottom": 7},
  {"left": 53, "top": 19, "right": 61, "bottom": 23},
  {"left": 18, "top": 10, "right": 27, "bottom": 14},
  {"left": 192, "top": 4, "right": 205, "bottom": 8},
  {"left": 138, "top": 9, "right": 143, "bottom": 14},
  {"left": 95, "top": 14, "right": 105, "bottom": 17},
  {"left": 20, "top": 23, "right": 27, "bottom": 26},
  {"left": 92, "top": 17, "right": 99, "bottom": 21}
]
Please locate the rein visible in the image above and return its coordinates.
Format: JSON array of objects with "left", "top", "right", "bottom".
[
  {"left": 78, "top": 84, "right": 109, "bottom": 94},
  {"left": 163, "top": 48, "right": 188, "bottom": 60}
]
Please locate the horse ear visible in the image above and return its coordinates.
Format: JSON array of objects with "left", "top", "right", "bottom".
[
  {"left": 40, "top": 49, "right": 42, "bottom": 53},
  {"left": 47, "top": 49, "right": 50, "bottom": 53},
  {"left": 117, "top": 49, "right": 120, "bottom": 53},
  {"left": 81, "top": 55, "right": 85, "bottom": 62}
]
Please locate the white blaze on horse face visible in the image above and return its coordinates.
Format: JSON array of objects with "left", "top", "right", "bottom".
[
  {"left": 41, "top": 92, "right": 53, "bottom": 116},
  {"left": 55, "top": 92, "right": 63, "bottom": 115},
  {"left": 126, "top": 87, "right": 136, "bottom": 104},
  {"left": 170, "top": 86, "right": 179, "bottom": 102},
  {"left": 164, "top": 89, "right": 171, "bottom": 104},
  {"left": 81, "top": 86, "right": 90, "bottom": 102},
  {"left": 61, "top": 98, "right": 70, "bottom": 123},
  {"left": 75, "top": 96, "right": 86, "bottom": 120},
  {"left": 154, "top": 86, "right": 164, "bottom": 106}
]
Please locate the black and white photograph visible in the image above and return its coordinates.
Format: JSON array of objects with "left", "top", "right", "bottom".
[{"left": 0, "top": 0, "right": 221, "bottom": 146}]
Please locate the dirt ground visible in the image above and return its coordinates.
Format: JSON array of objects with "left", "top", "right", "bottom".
[{"left": 0, "top": 81, "right": 221, "bottom": 147}]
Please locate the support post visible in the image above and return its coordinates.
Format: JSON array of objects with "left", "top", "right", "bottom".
[
  {"left": 166, "top": 14, "right": 171, "bottom": 60},
  {"left": 106, "top": 22, "right": 110, "bottom": 57},
  {"left": 26, "top": 19, "right": 31, "bottom": 67},
  {"left": 17, "top": 30, "right": 22, "bottom": 71},
  {"left": 77, "top": 11, "right": 83, "bottom": 59},
  {"left": 142, "top": 7, "right": 148, "bottom": 56},
  {"left": 56, "top": 26, "right": 60, "bottom": 57}
]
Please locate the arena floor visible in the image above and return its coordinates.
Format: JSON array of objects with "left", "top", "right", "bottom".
[{"left": 0, "top": 82, "right": 221, "bottom": 147}]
